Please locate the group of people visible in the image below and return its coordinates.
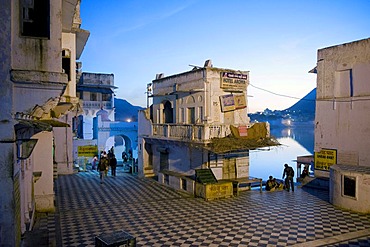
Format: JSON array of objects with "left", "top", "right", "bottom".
[
  {"left": 266, "top": 163, "right": 308, "bottom": 192},
  {"left": 265, "top": 176, "right": 284, "bottom": 191},
  {"left": 121, "top": 149, "right": 133, "bottom": 163},
  {"left": 94, "top": 147, "right": 118, "bottom": 184}
]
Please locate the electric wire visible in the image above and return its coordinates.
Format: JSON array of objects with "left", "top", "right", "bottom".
[
  {"left": 249, "top": 83, "right": 315, "bottom": 102},
  {"left": 250, "top": 82, "right": 370, "bottom": 103}
]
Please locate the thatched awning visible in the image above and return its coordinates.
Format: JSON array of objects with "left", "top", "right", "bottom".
[{"left": 207, "top": 137, "right": 280, "bottom": 154}]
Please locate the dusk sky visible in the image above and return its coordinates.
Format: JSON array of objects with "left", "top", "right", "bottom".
[{"left": 80, "top": 0, "right": 370, "bottom": 112}]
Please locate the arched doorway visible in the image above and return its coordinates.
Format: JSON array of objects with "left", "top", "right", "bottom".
[
  {"left": 163, "top": 101, "right": 173, "bottom": 123},
  {"left": 105, "top": 135, "right": 133, "bottom": 162}
]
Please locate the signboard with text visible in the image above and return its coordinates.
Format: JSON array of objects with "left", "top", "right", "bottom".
[
  {"left": 219, "top": 93, "right": 246, "bottom": 112},
  {"left": 220, "top": 72, "right": 248, "bottom": 90},
  {"left": 78, "top": 145, "right": 98, "bottom": 157},
  {"left": 314, "top": 149, "right": 337, "bottom": 171}
]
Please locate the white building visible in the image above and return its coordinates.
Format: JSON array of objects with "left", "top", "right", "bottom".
[
  {"left": 76, "top": 72, "right": 116, "bottom": 139},
  {"left": 0, "top": 0, "right": 89, "bottom": 245},
  {"left": 313, "top": 38, "right": 370, "bottom": 213},
  {"left": 138, "top": 60, "right": 271, "bottom": 196}
]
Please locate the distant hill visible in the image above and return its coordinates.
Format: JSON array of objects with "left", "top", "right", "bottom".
[
  {"left": 114, "top": 98, "right": 144, "bottom": 122},
  {"left": 248, "top": 88, "right": 317, "bottom": 125},
  {"left": 285, "top": 88, "right": 316, "bottom": 113}
]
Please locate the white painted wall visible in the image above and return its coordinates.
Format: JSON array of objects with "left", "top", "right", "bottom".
[
  {"left": 33, "top": 131, "right": 55, "bottom": 212},
  {"left": 139, "top": 65, "right": 251, "bottom": 183},
  {"left": 314, "top": 38, "right": 370, "bottom": 213},
  {"left": 330, "top": 164, "right": 370, "bottom": 213},
  {"left": 62, "top": 32, "right": 77, "bottom": 97},
  {"left": 138, "top": 109, "right": 152, "bottom": 177},
  {"left": 11, "top": 0, "right": 63, "bottom": 72},
  {"left": 315, "top": 38, "right": 370, "bottom": 176},
  {"left": 0, "top": 0, "right": 86, "bottom": 245},
  {"left": 54, "top": 115, "right": 75, "bottom": 174}
]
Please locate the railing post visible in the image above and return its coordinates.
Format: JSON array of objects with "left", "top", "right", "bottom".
[{"left": 191, "top": 125, "right": 195, "bottom": 140}]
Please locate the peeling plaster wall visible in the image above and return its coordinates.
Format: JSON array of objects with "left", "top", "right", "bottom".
[
  {"left": 152, "top": 70, "right": 204, "bottom": 125},
  {"left": 0, "top": 0, "right": 82, "bottom": 245},
  {"left": 0, "top": 0, "right": 18, "bottom": 246},
  {"left": 206, "top": 68, "right": 250, "bottom": 125},
  {"left": 80, "top": 73, "right": 115, "bottom": 86},
  {"left": 149, "top": 144, "right": 197, "bottom": 176},
  {"left": 315, "top": 38, "right": 370, "bottom": 176},
  {"left": 11, "top": 0, "right": 63, "bottom": 73},
  {"left": 151, "top": 67, "right": 250, "bottom": 126}
]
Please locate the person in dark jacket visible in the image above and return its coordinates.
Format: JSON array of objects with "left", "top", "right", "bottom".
[
  {"left": 110, "top": 154, "right": 117, "bottom": 177},
  {"left": 282, "top": 164, "right": 295, "bottom": 192},
  {"left": 300, "top": 166, "right": 309, "bottom": 178},
  {"left": 97, "top": 151, "right": 109, "bottom": 184}
]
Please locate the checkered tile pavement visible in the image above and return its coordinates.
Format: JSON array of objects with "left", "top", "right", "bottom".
[{"left": 23, "top": 167, "right": 370, "bottom": 246}]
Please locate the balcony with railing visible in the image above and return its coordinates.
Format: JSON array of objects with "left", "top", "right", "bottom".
[
  {"left": 152, "top": 124, "right": 238, "bottom": 142},
  {"left": 82, "top": 101, "right": 113, "bottom": 110}
]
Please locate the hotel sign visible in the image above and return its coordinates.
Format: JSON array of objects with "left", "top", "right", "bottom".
[
  {"left": 314, "top": 149, "right": 337, "bottom": 171},
  {"left": 220, "top": 72, "right": 248, "bottom": 90}
]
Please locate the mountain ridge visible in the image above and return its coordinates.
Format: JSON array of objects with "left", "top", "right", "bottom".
[
  {"left": 285, "top": 88, "right": 316, "bottom": 113},
  {"left": 114, "top": 98, "right": 144, "bottom": 122}
]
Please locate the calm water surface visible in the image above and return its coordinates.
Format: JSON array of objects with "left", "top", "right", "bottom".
[{"left": 249, "top": 124, "right": 314, "bottom": 180}]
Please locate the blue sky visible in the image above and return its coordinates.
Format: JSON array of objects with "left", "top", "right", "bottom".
[{"left": 80, "top": 0, "right": 370, "bottom": 112}]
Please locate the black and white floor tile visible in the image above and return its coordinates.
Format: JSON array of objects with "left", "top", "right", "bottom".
[{"left": 24, "top": 167, "right": 370, "bottom": 246}]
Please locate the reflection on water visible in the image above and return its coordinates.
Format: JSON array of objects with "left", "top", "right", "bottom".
[{"left": 249, "top": 124, "right": 314, "bottom": 180}]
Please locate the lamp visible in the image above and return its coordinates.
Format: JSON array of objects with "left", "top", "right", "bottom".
[{"left": 17, "top": 139, "right": 38, "bottom": 160}]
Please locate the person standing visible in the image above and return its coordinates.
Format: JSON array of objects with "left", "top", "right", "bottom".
[
  {"left": 282, "top": 163, "right": 295, "bottom": 192},
  {"left": 97, "top": 151, "right": 109, "bottom": 184},
  {"left": 91, "top": 155, "right": 98, "bottom": 170},
  {"left": 300, "top": 166, "right": 309, "bottom": 178},
  {"left": 110, "top": 154, "right": 117, "bottom": 177}
]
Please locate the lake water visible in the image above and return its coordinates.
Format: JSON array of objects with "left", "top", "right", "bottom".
[{"left": 249, "top": 124, "right": 314, "bottom": 180}]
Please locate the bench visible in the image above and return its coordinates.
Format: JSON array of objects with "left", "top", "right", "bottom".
[{"left": 230, "top": 177, "right": 263, "bottom": 195}]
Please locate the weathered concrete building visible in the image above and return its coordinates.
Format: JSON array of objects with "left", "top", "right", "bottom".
[
  {"left": 0, "top": 0, "right": 89, "bottom": 245},
  {"left": 138, "top": 60, "right": 272, "bottom": 198},
  {"left": 313, "top": 38, "right": 370, "bottom": 213}
]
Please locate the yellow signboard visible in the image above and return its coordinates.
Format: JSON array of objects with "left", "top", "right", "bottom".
[
  {"left": 220, "top": 94, "right": 235, "bottom": 112},
  {"left": 234, "top": 94, "right": 246, "bottom": 109},
  {"left": 78, "top": 145, "right": 98, "bottom": 157},
  {"left": 314, "top": 149, "right": 337, "bottom": 171}
]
